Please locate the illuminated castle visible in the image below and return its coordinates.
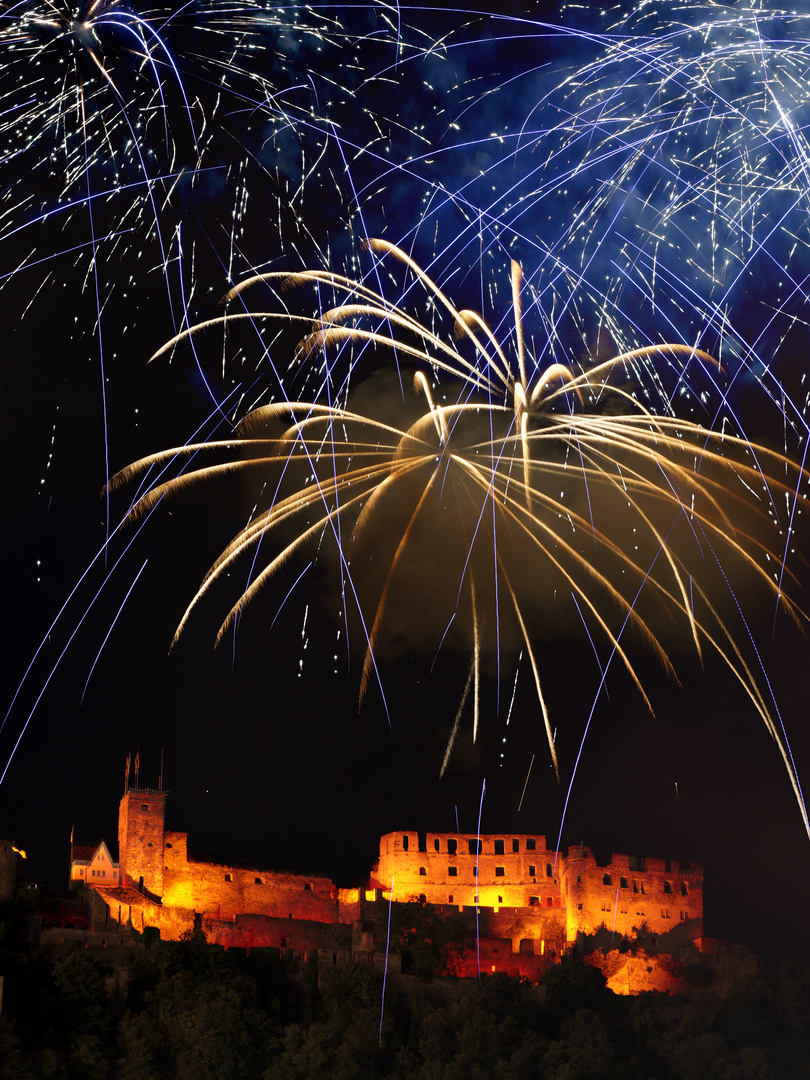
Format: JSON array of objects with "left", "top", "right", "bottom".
[
  {"left": 374, "top": 829, "right": 704, "bottom": 950},
  {"left": 73, "top": 776, "right": 709, "bottom": 992}
]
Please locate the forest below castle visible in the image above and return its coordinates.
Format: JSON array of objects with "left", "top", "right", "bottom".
[{"left": 1, "top": 900, "right": 810, "bottom": 1080}]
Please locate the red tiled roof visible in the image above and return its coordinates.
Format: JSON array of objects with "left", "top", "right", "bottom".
[{"left": 71, "top": 840, "right": 119, "bottom": 863}]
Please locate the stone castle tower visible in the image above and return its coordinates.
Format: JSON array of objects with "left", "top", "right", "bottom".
[{"left": 118, "top": 787, "right": 167, "bottom": 899}]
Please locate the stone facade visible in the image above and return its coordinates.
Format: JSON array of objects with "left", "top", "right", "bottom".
[
  {"left": 118, "top": 789, "right": 167, "bottom": 899},
  {"left": 86, "top": 788, "right": 707, "bottom": 993},
  {"left": 374, "top": 831, "right": 703, "bottom": 945}
]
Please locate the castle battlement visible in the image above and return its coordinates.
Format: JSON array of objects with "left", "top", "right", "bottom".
[
  {"left": 74, "top": 782, "right": 706, "bottom": 993},
  {"left": 374, "top": 831, "right": 703, "bottom": 944}
]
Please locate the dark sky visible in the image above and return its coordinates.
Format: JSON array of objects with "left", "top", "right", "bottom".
[{"left": 2, "top": 0, "right": 810, "bottom": 968}]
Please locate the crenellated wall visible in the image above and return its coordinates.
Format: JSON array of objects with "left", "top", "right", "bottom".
[
  {"left": 376, "top": 833, "right": 703, "bottom": 947},
  {"left": 562, "top": 846, "right": 703, "bottom": 941},
  {"left": 119, "top": 795, "right": 339, "bottom": 925},
  {"left": 162, "top": 844, "right": 338, "bottom": 923},
  {"left": 101, "top": 790, "right": 708, "bottom": 993},
  {"left": 375, "top": 831, "right": 564, "bottom": 913}
]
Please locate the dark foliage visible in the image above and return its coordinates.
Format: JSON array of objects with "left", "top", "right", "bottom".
[{"left": 2, "top": 927, "right": 810, "bottom": 1078}]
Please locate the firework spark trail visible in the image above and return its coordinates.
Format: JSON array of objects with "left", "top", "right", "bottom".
[
  {"left": 80, "top": 558, "right": 149, "bottom": 703},
  {"left": 8, "top": 3, "right": 810, "bottom": 845},
  {"left": 350, "top": 5, "right": 810, "bottom": 460},
  {"left": 105, "top": 242, "right": 810, "bottom": 832},
  {"left": 0, "top": 382, "right": 243, "bottom": 785}
]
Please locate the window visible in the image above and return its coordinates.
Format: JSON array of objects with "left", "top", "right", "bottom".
[
  {"left": 448, "top": 894, "right": 454, "bottom": 903},
  {"left": 578, "top": 902, "right": 583, "bottom": 910},
  {"left": 602, "top": 901, "right": 610, "bottom": 912},
  {"left": 681, "top": 882, "right": 688, "bottom": 896},
  {"left": 255, "top": 878, "right": 262, "bottom": 885},
  {"left": 603, "top": 873, "right": 612, "bottom": 886},
  {"left": 434, "top": 838, "right": 440, "bottom": 852},
  {"left": 419, "top": 867, "right": 427, "bottom": 876},
  {"left": 449, "top": 866, "right": 458, "bottom": 877},
  {"left": 447, "top": 839, "right": 457, "bottom": 856},
  {"left": 547, "top": 897, "right": 553, "bottom": 907},
  {"left": 577, "top": 875, "right": 581, "bottom": 884},
  {"left": 661, "top": 909, "right": 670, "bottom": 919},
  {"left": 529, "top": 896, "right": 539, "bottom": 906},
  {"left": 512, "top": 839, "right": 519, "bottom": 853},
  {"left": 526, "top": 838, "right": 536, "bottom": 851},
  {"left": 633, "top": 880, "right": 638, "bottom": 893},
  {"left": 546, "top": 863, "right": 553, "bottom": 877},
  {"left": 498, "top": 896, "right": 503, "bottom": 904},
  {"left": 419, "top": 893, "right": 426, "bottom": 903},
  {"left": 641, "top": 883, "right": 646, "bottom": 895},
  {"left": 402, "top": 835, "right": 409, "bottom": 851},
  {"left": 166, "top": 842, "right": 172, "bottom": 849},
  {"left": 680, "top": 911, "right": 687, "bottom": 920},
  {"left": 528, "top": 865, "right": 536, "bottom": 877},
  {"left": 468, "top": 839, "right": 482, "bottom": 855},
  {"left": 473, "top": 866, "right": 478, "bottom": 877},
  {"left": 620, "top": 877, "right": 628, "bottom": 889},
  {"left": 141, "top": 804, "right": 149, "bottom": 812},
  {"left": 147, "top": 842, "right": 153, "bottom": 848},
  {"left": 225, "top": 874, "right": 232, "bottom": 882},
  {"left": 304, "top": 883, "right": 312, "bottom": 891},
  {"left": 664, "top": 881, "right": 673, "bottom": 894},
  {"left": 494, "top": 839, "right": 504, "bottom": 855},
  {"left": 495, "top": 866, "right": 505, "bottom": 876}
]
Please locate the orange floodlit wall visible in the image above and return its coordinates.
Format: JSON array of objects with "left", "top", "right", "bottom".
[
  {"left": 118, "top": 790, "right": 166, "bottom": 897},
  {"left": 563, "top": 845, "right": 703, "bottom": 941},
  {"left": 375, "top": 831, "right": 564, "bottom": 914},
  {"left": 375, "top": 832, "right": 703, "bottom": 946},
  {"left": 90, "top": 789, "right": 706, "bottom": 993}
]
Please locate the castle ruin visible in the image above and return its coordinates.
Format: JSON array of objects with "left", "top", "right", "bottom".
[{"left": 74, "top": 783, "right": 709, "bottom": 992}]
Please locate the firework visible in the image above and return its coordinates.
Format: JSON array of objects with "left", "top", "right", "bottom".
[
  {"left": 394, "top": 3, "right": 810, "bottom": 442},
  {"left": 110, "top": 240, "right": 810, "bottom": 834}
]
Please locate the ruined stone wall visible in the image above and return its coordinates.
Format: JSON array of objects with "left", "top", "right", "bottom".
[
  {"left": 202, "top": 913, "right": 351, "bottom": 955},
  {"left": 375, "top": 831, "right": 564, "bottom": 911},
  {"left": 0, "top": 840, "right": 19, "bottom": 903},
  {"left": 161, "top": 849, "right": 338, "bottom": 924},
  {"left": 479, "top": 907, "right": 567, "bottom": 959},
  {"left": 584, "top": 948, "right": 695, "bottom": 996},
  {"left": 561, "top": 846, "right": 703, "bottom": 942}
]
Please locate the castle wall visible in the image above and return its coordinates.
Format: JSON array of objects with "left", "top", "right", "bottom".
[
  {"left": 162, "top": 847, "right": 338, "bottom": 923},
  {"left": 561, "top": 846, "right": 703, "bottom": 942},
  {"left": 0, "top": 840, "right": 19, "bottom": 903},
  {"left": 584, "top": 948, "right": 694, "bottom": 995},
  {"left": 375, "top": 831, "right": 564, "bottom": 912},
  {"left": 202, "top": 913, "right": 351, "bottom": 956},
  {"left": 121, "top": 802, "right": 339, "bottom": 924},
  {"left": 109, "top": 790, "right": 705, "bottom": 991}
]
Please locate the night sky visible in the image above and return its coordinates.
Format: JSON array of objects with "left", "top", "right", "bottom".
[{"left": 3, "top": 0, "right": 810, "bottom": 968}]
